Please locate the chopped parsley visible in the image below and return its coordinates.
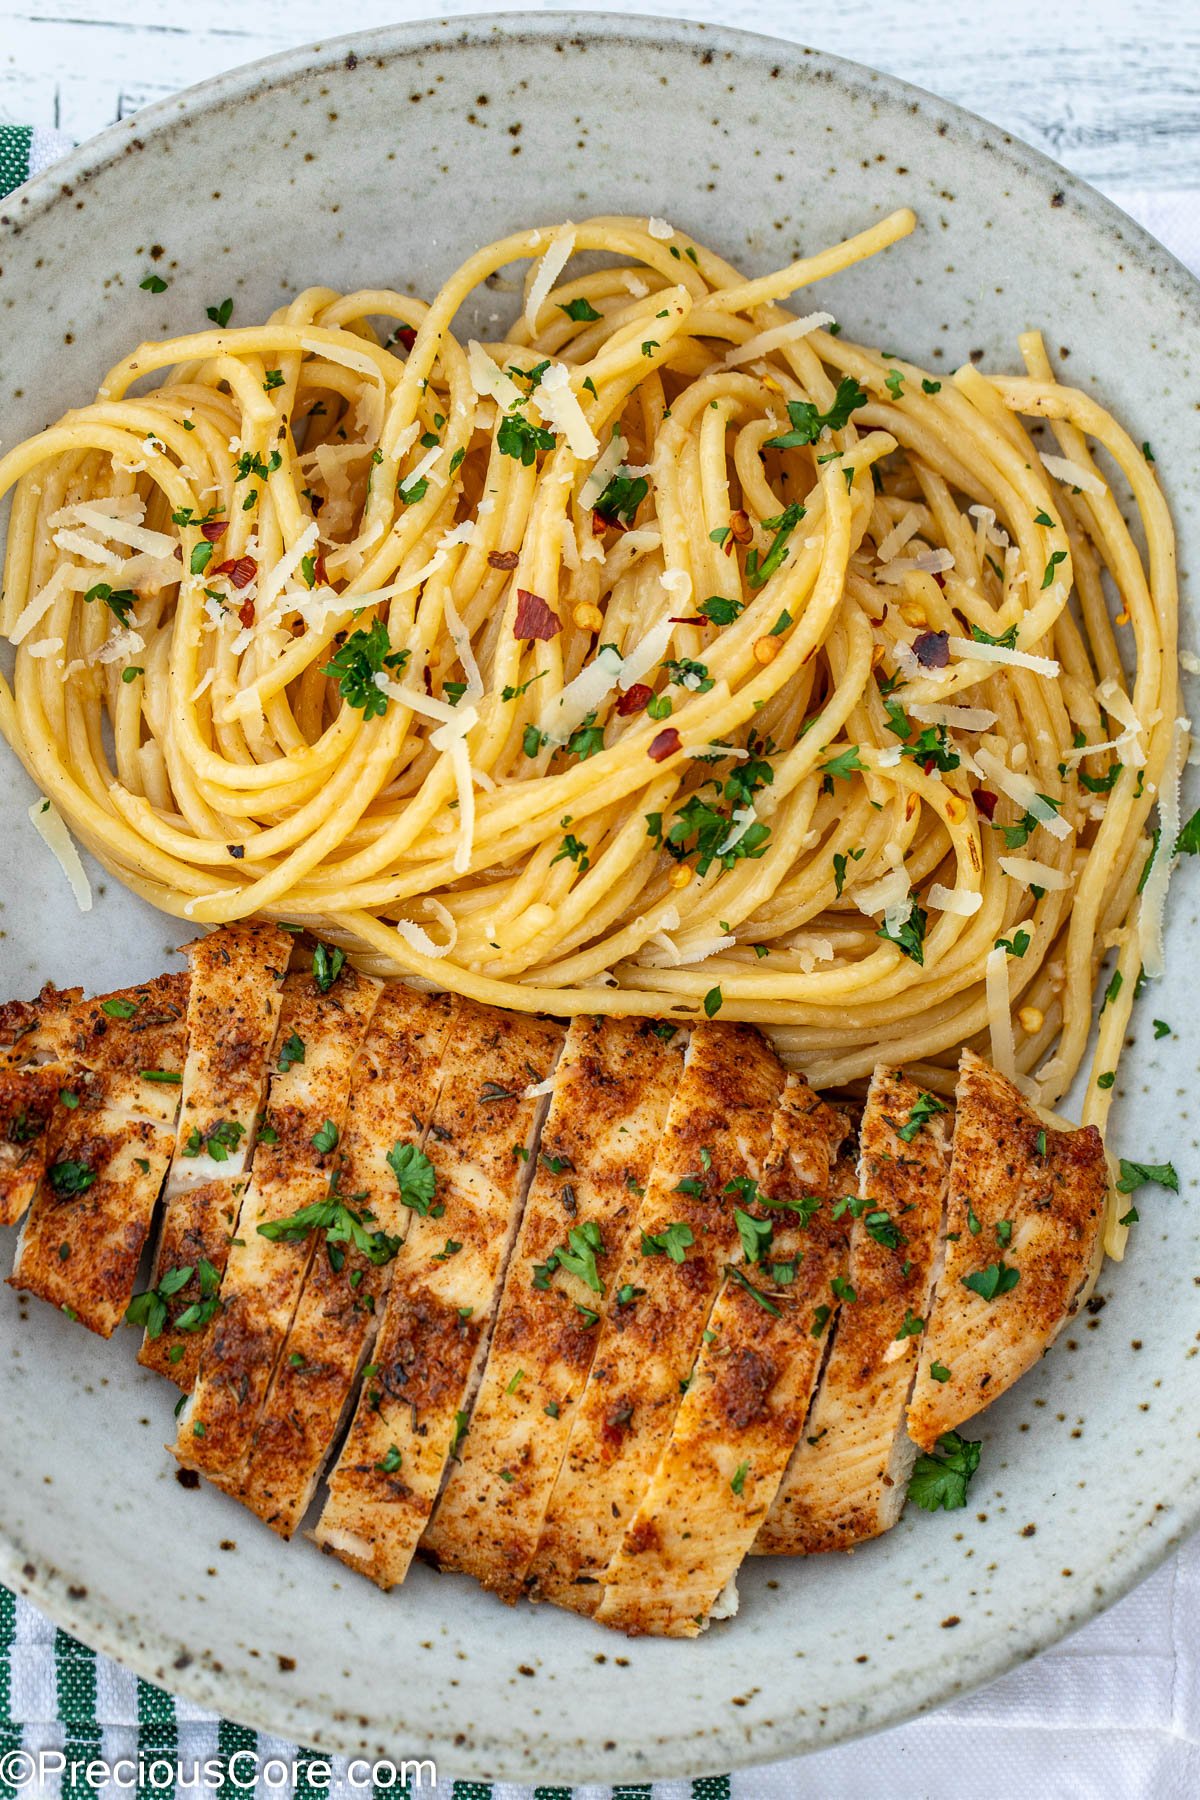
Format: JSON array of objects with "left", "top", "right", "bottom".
[
  {"left": 497, "top": 412, "right": 556, "bottom": 465},
  {"left": 321, "top": 619, "right": 410, "bottom": 720},
  {"left": 559, "top": 297, "right": 602, "bottom": 322},
  {"left": 895, "top": 1091, "right": 948, "bottom": 1143},
  {"left": 641, "top": 1221, "right": 695, "bottom": 1263},
  {"left": 962, "top": 1261, "right": 1020, "bottom": 1301},
  {"left": 83, "top": 583, "right": 138, "bottom": 628},
  {"left": 878, "top": 902, "right": 928, "bottom": 966},
  {"left": 1115, "top": 1159, "right": 1178, "bottom": 1195},
  {"left": 48, "top": 1159, "right": 95, "bottom": 1197},
  {"left": 277, "top": 1031, "right": 305, "bottom": 1073},
  {"left": 908, "top": 1431, "right": 981, "bottom": 1511},
  {"left": 205, "top": 297, "right": 234, "bottom": 327},
  {"left": 762, "top": 377, "right": 868, "bottom": 449},
  {"left": 312, "top": 941, "right": 345, "bottom": 992},
  {"left": 745, "top": 501, "right": 805, "bottom": 589},
  {"left": 258, "top": 1191, "right": 400, "bottom": 1267},
  {"left": 386, "top": 1141, "right": 439, "bottom": 1215}
]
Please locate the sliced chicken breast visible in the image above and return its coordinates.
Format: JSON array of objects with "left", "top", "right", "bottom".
[
  {"left": 0, "top": 1066, "right": 64, "bottom": 1227},
  {"left": 754, "top": 1067, "right": 952, "bottom": 1555},
  {"left": 8, "top": 975, "right": 190, "bottom": 1336},
  {"left": 174, "top": 959, "right": 382, "bottom": 1488},
  {"left": 594, "top": 1074, "right": 849, "bottom": 1637},
  {"left": 907, "top": 1048, "right": 1108, "bottom": 1451},
  {"left": 231, "top": 984, "right": 455, "bottom": 1537},
  {"left": 422, "top": 1016, "right": 686, "bottom": 1600},
  {"left": 139, "top": 922, "right": 293, "bottom": 1386},
  {"left": 526, "top": 1022, "right": 786, "bottom": 1616},
  {"left": 312, "top": 998, "right": 563, "bottom": 1587}
]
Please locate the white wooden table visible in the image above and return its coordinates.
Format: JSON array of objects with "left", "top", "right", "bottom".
[{"left": 1, "top": 0, "right": 1198, "bottom": 192}]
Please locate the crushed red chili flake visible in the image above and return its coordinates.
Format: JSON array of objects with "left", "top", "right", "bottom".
[
  {"left": 669, "top": 615, "right": 705, "bottom": 626},
  {"left": 237, "top": 598, "right": 255, "bottom": 630},
  {"left": 728, "top": 510, "right": 754, "bottom": 546},
  {"left": 912, "top": 629, "right": 950, "bottom": 669},
  {"left": 213, "top": 556, "right": 257, "bottom": 590},
  {"left": 393, "top": 325, "right": 417, "bottom": 352},
  {"left": 973, "top": 789, "right": 998, "bottom": 821},
  {"left": 312, "top": 550, "right": 329, "bottom": 588},
  {"left": 487, "top": 550, "right": 520, "bottom": 571},
  {"left": 615, "top": 683, "right": 652, "bottom": 716},
  {"left": 591, "top": 509, "right": 611, "bottom": 536},
  {"left": 648, "top": 727, "right": 682, "bottom": 762},
  {"left": 514, "top": 589, "right": 562, "bottom": 641},
  {"left": 200, "top": 519, "right": 228, "bottom": 542}
]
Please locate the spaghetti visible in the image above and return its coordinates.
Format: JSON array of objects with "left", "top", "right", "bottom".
[{"left": 0, "top": 210, "right": 1182, "bottom": 1257}]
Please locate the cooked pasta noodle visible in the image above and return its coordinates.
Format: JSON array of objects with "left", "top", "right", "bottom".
[{"left": 0, "top": 210, "right": 1182, "bottom": 1257}]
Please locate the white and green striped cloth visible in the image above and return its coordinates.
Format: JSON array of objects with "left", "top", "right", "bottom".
[{"left": 3, "top": 119, "right": 1200, "bottom": 1800}]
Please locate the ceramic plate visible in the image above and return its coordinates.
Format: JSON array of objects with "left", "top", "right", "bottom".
[{"left": 1, "top": 13, "right": 1197, "bottom": 1784}]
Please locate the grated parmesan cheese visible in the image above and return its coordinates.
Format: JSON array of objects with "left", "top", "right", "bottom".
[
  {"left": 25, "top": 637, "right": 63, "bottom": 660},
  {"left": 536, "top": 361, "right": 599, "bottom": 460},
  {"left": 999, "top": 855, "right": 1071, "bottom": 891},
  {"left": 947, "top": 635, "right": 1060, "bottom": 678},
  {"left": 927, "top": 883, "right": 983, "bottom": 916},
  {"left": 985, "top": 945, "right": 1016, "bottom": 1077},
  {"left": 856, "top": 867, "right": 910, "bottom": 920},
  {"left": 618, "top": 619, "right": 674, "bottom": 690},
  {"left": 974, "top": 747, "right": 1072, "bottom": 839},
  {"left": 467, "top": 340, "right": 525, "bottom": 412},
  {"left": 646, "top": 216, "right": 674, "bottom": 240},
  {"left": 908, "top": 702, "right": 998, "bottom": 731},
  {"left": 442, "top": 592, "right": 484, "bottom": 705},
  {"left": 525, "top": 225, "right": 576, "bottom": 330},
  {"left": 579, "top": 428, "right": 627, "bottom": 512},
  {"left": 539, "top": 644, "right": 623, "bottom": 744},
  {"left": 28, "top": 798, "right": 92, "bottom": 912},
  {"left": 877, "top": 547, "right": 954, "bottom": 584},
  {"left": 1139, "top": 713, "right": 1191, "bottom": 978},
  {"left": 1039, "top": 452, "right": 1105, "bottom": 498},
  {"left": 723, "top": 312, "right": 835, "bottom": 368}
]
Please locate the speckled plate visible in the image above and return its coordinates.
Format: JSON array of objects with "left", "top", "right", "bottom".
[{"left": 1, "top": 12, "right": 1197, "bottom": 1784}]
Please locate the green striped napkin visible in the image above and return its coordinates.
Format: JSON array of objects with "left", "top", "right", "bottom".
[{"left": 0, "top": 119, "right": 745, "bottom": 1800}]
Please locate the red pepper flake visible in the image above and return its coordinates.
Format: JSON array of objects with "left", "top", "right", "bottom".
[
  {"left": 200, "top": 519, "right": 228, "bottom": 542},
  {"left": 728, "top": 509, "right": 754, "bottom": 546},
  {"left": 669, "top": 615, "right": 705, "bottom": 626},
  {"left": 616, "top": 683, "right": 652, "bottom": 717},
  {"left": 912, "top": 629, "right": 950, "bottom": 669},
  {"left": 213, "top": 556, "right": 257, "bottom": 590},
  {"left": 312, "top": 550, "right": 329, "bottom": 588},
  {"left": 393, "top": 325, "right": 417, "bottom": 352},
  {"left": 513, "top": 589, "right": 562, "bottom": 641},
  {"left": 237, "top": 598, "right": 255, "bottom": 630},
  {"left": 648, "top": 727, "right": 682, "bottom": 762},
  {"left": 973, "top": 789, "right": 998, "bottom": 821},
  {"left": 487, "top": 550, "right": 520, "bottom": 571},
  {"left": 591, "top": 509, "right": 612, "bottom": 536}
]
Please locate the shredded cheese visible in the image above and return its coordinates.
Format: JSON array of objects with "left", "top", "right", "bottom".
[
  {"left": 974, "top": 747, "right": 1072, "bottom": 839},
  {"left": 28, "top": 798, "right": 92, "bottom": 912},
  {"left": 539, "top": 644, "right": 623, "bottom": 744},
  {"left": 579, "top": 429, "right": 626, "bottom": 512},
  {"left": 525, "top": 225, "right": 576, "bottom": 329},
  {"left": 1139, "top": 714, "right": 1191, "bottom": 978},
  {"left": 999, "top": 855, "right": 1072, "bottom": 891},
  {"left": 466, "top": 340, "right": 525, "bottom": 412},
  {"left": 646, "top": 216, "right": 674, "bottom": 240},
  {"left": 948, "top": 636, "right": 1060, "bottom": 678},
  {"left": 723, "top": 312, "right": 835, "bottom": 368},
  {"left": 1039, "top": 452, "right": 1106, "bottom": 498},
  {"left": 536, "top": 361, "right": 599, "bottom": 460},
  {"left": 985, "top": 945, "right": 1016, "bottom": 1077},
  {"left": 927, "top": 883, "right": 983, "bottom": 916}
]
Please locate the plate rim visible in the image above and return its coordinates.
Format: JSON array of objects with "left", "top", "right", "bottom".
[{"left": 2, "top": 9, "right": 1199, "bottom": 1782}]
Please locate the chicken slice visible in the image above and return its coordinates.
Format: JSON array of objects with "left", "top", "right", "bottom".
[
  {"left": 907, "top": 1048, "right": 1108, "bottom": 1451},
  {"left": 753, "top": 1067, "right": 952, "bottom": 1555},
  {"left": 422, "top": 1016, "right": 687, "bottom": 1600},
  {"left": 0, "top": 1067, "right": 63, "bottom": 1227},
  {"left": 312, "top": 998, "right": 564, "bottom": 1587},
  {"left": 526, "top": 1022, "right": 786, "bottom": 1617},
  {"left": 230, "top": 984, "right": 454, "bottom": 1537},
  {"left": 173, "top": 960, "right": 382, "bottom": 1488},
  {"left": 8, "top": 975, "right": 190, "bottom": 1336},
  {"left": 139, "top": 922, "right": 293, "bottom": 1386},
  {"left": 0, "top": 985, "right": 86, "bottom": 1227},
  {"left": 594, "top": 1074, "right": 849, "bottom": 1637}
]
